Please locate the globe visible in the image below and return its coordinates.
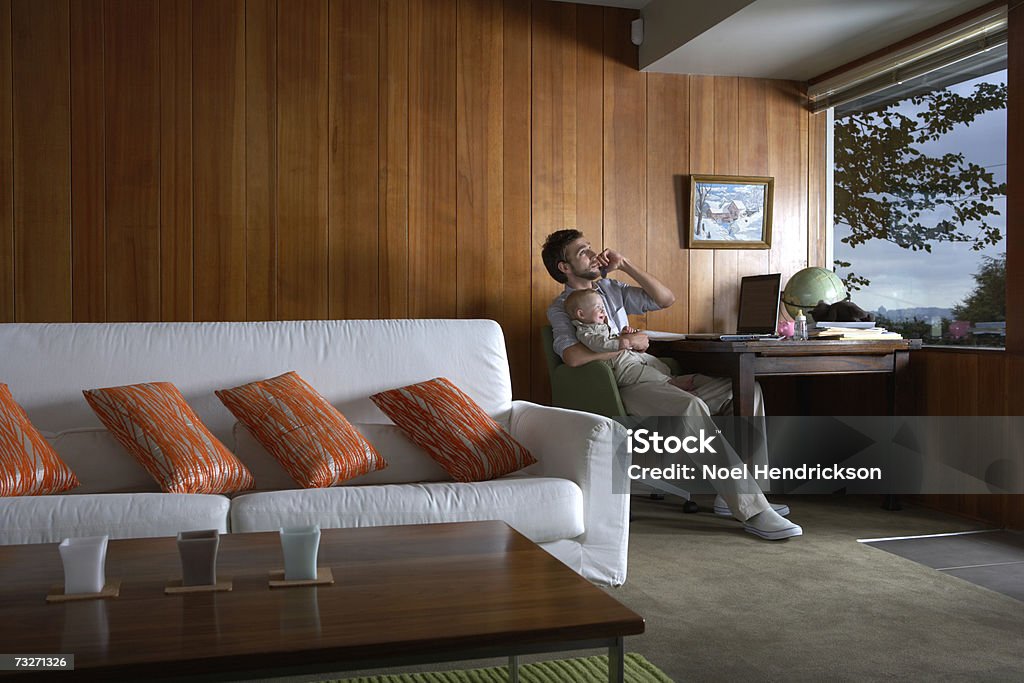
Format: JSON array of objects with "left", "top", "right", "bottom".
[{"left": 781, "top": 267, "right": 847, "bottom": 321}]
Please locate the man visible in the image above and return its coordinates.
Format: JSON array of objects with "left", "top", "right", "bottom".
[{"left": 543, "top": 229, "right": 801, "bottom": 540}]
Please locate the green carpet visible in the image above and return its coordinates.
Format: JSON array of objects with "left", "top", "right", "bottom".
[{"left": 332, "top": 653, "right": 673, "bottom": 683}]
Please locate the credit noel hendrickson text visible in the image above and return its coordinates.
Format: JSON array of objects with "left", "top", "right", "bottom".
[{"left": 625, "top": 428, "right": 882, "bottom": 482}]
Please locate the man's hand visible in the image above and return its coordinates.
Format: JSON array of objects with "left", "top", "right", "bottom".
[
  {"left": 621, "top": 331, "right": 649, "bottom": 352},
  {"left": 596, "top": 248, "right": 676, "bottom": 309},
  {"left": 617, "top": 326, "right": 643, "bottom": 350},
  {"left": 594, "top": 248, "right": 625, "bottom": 273},
  {"left": 561, "top": 343, "right": 621, "bottom": 368}
]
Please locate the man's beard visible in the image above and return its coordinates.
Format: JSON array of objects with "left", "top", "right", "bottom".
[{"left": 573, "top": 264, "right": 601, "bottom": 281}]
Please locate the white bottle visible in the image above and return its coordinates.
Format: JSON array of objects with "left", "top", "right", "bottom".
[{"left": 794, "top": 312, "right": 808, "bottom": 341}]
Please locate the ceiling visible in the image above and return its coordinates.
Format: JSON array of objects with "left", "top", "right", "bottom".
[{"left": 552, "top": 0, "right": 998, "bottom": 80}]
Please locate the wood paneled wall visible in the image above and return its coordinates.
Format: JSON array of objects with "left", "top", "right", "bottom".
[
  {"left": 909, "top": 350, "right": 1024, "bottom": 530},
  {"left": 0, "top": 0, "right": 824, "bottom": 402}
]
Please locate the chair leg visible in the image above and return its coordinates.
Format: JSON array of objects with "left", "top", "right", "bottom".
[
  {"left": 638, "top": 483, "right": 696, "bottom": 509},
  {"left": 641, "top": 482, "right": 697, "bottom": 512}
]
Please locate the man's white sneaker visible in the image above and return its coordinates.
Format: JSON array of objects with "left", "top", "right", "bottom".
[
  {"left": 713, "top": 494, "right": 790, "bottom": 518},
  {"left": 743, "top": 508, "right": 802, "bottom": 540}
]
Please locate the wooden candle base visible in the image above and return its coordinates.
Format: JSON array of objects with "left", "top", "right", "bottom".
[
  {"left": 268, "top": 568, "right": 334, "bottom": 587},
  {"left": 164, "top": 579, "right": 233, "bottom": 594},
  {"left": 46, "top": 580, "right": 121, "bottom": 603}
]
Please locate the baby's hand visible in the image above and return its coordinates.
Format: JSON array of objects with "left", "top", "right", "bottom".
[{"left": 621, "top": 325, "right": 638, "bottom": 334}]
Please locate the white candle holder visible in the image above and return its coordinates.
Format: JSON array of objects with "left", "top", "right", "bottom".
[
  {"left": 279, "top": 525, "right": 321, "bottom": 582},
  {"left": 58, "top": 535, "right": 109, "bottom": 595}
]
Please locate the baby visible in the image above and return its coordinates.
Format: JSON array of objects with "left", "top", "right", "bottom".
[{"left": 564, "top": 289, "right": 694, "bottom": 391}]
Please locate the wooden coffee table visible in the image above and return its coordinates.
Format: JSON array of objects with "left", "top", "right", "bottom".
[{"left": 0, "top": 521, "right": 644, "bottom": 681}]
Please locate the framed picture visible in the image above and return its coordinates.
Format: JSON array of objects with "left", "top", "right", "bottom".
[{"left": 688, "top": 175, "right": 774, "bottom": 249}]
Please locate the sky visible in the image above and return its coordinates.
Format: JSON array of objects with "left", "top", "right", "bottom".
[{"left": 833, "top": 69, "right": 1007, "bottom": 314}]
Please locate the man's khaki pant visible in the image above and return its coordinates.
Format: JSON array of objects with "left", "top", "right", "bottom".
[{"left": 619, "top": 374, "right": 770, "bottom": 520}]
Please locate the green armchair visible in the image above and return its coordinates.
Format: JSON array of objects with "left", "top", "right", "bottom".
[
  {"left": 540, "top": 325, "right": 681, "bottom": 417},
  {"left": 541, "top": 325, "right": 697, "bottom": 511}
]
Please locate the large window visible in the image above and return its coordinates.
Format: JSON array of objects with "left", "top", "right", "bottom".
[{"left": 832, "top": 52, "right": 1007, "bottom": 347}]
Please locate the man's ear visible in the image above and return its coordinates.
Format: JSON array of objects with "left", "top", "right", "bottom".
[{"left": 557, "top": 260, "right": 571, "bottom": 276}]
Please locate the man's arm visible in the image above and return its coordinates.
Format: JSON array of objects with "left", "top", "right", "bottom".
[
  {"left": 597, "top": 250, "right": 676, "bottom": 308},
  {"left": 563, "top": 329, "right": 649, "bottom": 367},
  {"left": 561, "top": 342, "right": 620, "bottom": 368}
]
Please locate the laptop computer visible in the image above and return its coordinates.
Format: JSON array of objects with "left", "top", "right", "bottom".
[{"left": 686, "top": 273, "right": 784, "bottom": 341}]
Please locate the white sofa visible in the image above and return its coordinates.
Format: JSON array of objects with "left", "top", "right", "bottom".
[{"left": 0, "top": 320, "right": 630, "bottom": 586}]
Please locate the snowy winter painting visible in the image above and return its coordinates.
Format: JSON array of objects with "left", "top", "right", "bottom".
[{"left": 688, "top": 175, "right": 774, "bottom": 249}]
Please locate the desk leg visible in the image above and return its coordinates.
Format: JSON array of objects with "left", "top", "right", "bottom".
[
  {"left": 734, "top": 353, "right": 756, "bottom": 417},
  {"left": 884, "top": 350, "right": 912, "bottom": 512},
  {"left": 891, "top": 350, "right": 913, "bottom": 415}
]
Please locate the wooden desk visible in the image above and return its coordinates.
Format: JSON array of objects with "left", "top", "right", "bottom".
[{"left": 651, "top": 338, "right": 922, "bottom": 416}]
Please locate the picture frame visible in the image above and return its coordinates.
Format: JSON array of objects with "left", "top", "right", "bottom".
[{"left": 687, "top": 174, "right": 774, "bottom": 249}]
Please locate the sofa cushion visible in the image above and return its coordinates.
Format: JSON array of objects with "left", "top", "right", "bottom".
[
  {"left": 229, "top": 475, "right": 584, "bottom": 544},
  {"left": 0, "top": 384, "right": 80, "bottom": 497},
  {"left": 234, "top": 422, "right": 450, "bottom": 491},
  {"left": 84, "top": 382, "right": 254, "bottom": 494},
  {"left": 370, "top": 378, "right": 536, "bottom": 482},
  {"left": 0, "top": 492, "right": 231, "bottom": 545},
  {"left": 216, "top": 372, "right": 388, "bottom": 488}
]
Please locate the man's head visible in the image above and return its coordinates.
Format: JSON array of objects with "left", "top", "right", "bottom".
[
  {"left": 564, "top": 289, "right": 607, "bottom": 325},
  {"left": 542, "top": 229, "right": 600, "bottom": 284}
]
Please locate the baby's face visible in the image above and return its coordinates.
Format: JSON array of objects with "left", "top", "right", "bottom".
[{"left": 578, "top": 299, "right": 607, "bottom": 325}]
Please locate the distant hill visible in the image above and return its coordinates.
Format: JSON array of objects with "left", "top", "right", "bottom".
[{"left": 873, "top": 306, "right": 953, "bottom": 322}]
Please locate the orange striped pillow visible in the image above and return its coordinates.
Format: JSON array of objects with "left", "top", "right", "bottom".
[
  {"left": 370, "top": 378, "right": 536, "bottom": 483},
  {"left": 83, "top": 382, "right": 253, "bottom": 494},
  {"left": 216, "top": 371, "right": 387, "bottom": 488},
  {"left": 0, "top": 384, "right": 80, "bottom": 496}
]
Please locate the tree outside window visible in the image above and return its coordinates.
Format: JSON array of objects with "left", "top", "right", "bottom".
[{"left": 833, "top": 67, "right": 1007, "bottom": 348}]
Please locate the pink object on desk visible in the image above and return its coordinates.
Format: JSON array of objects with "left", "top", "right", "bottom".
[{"left": 777, "top": 320, "right": 795, "bottom": 338}]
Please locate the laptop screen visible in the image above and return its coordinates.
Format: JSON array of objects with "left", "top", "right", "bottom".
[{"left": 737, "top": 274, "right": 782, "bottom": 334}]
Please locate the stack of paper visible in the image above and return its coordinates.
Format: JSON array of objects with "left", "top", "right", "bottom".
[
  {"left": 643, "top": 330, "right": 688, "bottom": 342},
  {"left": 811, "top": 321, "right": 903, "bottom": 340}
]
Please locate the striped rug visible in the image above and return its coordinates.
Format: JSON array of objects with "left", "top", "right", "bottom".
[{"left": 333, "top": 653, "right": 673, "bottom": 683}]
